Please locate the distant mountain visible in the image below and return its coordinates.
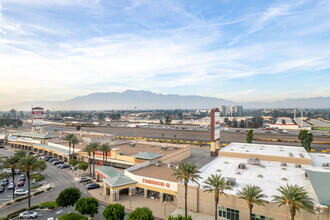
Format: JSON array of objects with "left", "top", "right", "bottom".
[{"left": 2, "top": 90, "right": 330, "bottom": 110}]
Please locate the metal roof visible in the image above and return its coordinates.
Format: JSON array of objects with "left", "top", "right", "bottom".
[
  {"left": 305, "top": 169, "right": 330, "bottom": 206},
  {"left": 131, "top": 152, "right": 163, "bottom": 160},
  {"left": 34, "top": 143, "right": 69, "bottom": 156},
  {"left": 104, "top": 175, "right": 136, "bottom": 188},
  {"left": 12, "top": 132, "right": 57, "bottom": 139},
  {"left": 96, "top": 166, "right": 122, "bottom": 178}
]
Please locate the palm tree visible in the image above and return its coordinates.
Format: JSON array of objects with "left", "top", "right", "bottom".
[
  {"left": 273, "top": 184, "right": 315, "bottom": 220},
  {"left": 71, "top": 136, "right": 79, "bottom": 159},
  {"left": 83, "top": 145, "right": 92, "bottom": 175},
  {"left": 64, "top": 133, "right": 75, "bottom": 161},
  {"left": 236, "top": 185, "right": 268, "bottom": 219},
  {"left": 99, "top": 143, "right": 111, "bottom": 166},
  {"left": 203, "top": 174, "right": 232, "bottom": 220},
  {"left": 4, "top": 155, "right": 20, "bottom": 200},
  {"left": 19, "top": 155, "right": 38, "bottom": 209},
  {"left": 172, "top": 162, "right": 201, "bottom": 218},
  {"left": 87, "top": 142, "right": 100, "bottom": 177}
]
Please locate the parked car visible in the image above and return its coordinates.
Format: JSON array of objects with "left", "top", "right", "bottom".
[
  {"left": 86, "top": 183, "right": 100, "bottom": 190},
  {"left": 1, "top": 179, "right": 9, "bottom": 186},
  {"left": 3, "top": 168, "right": 12, "bottom": 173},
  {"left": 0, "top": 145, "right": 5, "bottom": 149},
  {"left": 53, "top": 161, "right": 63, "bottom": 166},
  {"left": 28, "top": 151, "right": 34, "bottom": 155},
  {"left": 18, "top": 174, "right": 26, "bottom": 182},
  {"left": 60, "top": 164, "right": 70, "bottom": 169},
  {"left": 79, "top": 177, "right": 91, "bottom": 183},
  {"left": 8, "top": 182, "right": 15, "bottom": 189},
  {"left": 0, "top": 186, "right": 4, "bottom": 192},
  {"left": 49, "top": 158, "right": 58, "bottom": 163},
  {"left": 18, "top": 211, "right": 38, "bottom": 219},
  {"left": 18, "top": 180, "right": 25, "bottom": 187},
  {"left": 15, "top": 189, "right": 28, "bottom": 196},
  {"left": 34, "top": 153, "right": 40, "bottom": 157},
  {"left": 44, "top": 157, "right": 52, "bottom": 161},
  {"left": 14, "top": 169, "right": 21, "bottom": 175}
]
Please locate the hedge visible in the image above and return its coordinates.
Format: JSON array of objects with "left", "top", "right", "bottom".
[
  {"left": 33, "top": 190, "right": 44, "bottom": 196},
  {"left": 30, "top": 173, "right": 45, "bottom": 182},
  {"left": 6, "top": 208, "right": 27, "bottom": 219},
  {"left": 58, "top": 213, "right": 88, "bottom": 220},
  {"left": 31, "top": 184, "right": 43, "bottom": 189},
  {"left": 15, "top": 196, "right": 28, "bottom": 202}
]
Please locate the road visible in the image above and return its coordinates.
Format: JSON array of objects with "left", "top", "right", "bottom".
[{"left": 42, "top": 124, "right": 330, "bottom": 150}]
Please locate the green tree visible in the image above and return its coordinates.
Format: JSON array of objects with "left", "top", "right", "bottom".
[
  {"left": 172, "top": 162, "right": 201, "bottom": 218},
  {"left": 165, "top": 116, "right": 172, "bottom": 125},
  {"left": 99, "top": 143, "right": 111, "bottom": 166},
  {"left": 69, "top": 159, "right": 78, "bottom": 167},
  {"left": 64, "top": 133, "right": 75, "bottom": 161},
  {"left": 127, "top": 207, "right": 155, "bottom": 220},
  {"left": 232, "top": 119, "right": 238, "bottom": 128},
  {"left": 76, "top": 125, "right": 81, "bottom": 131},
  {"left": 103, "top": 203, "right": 125, "bottom": 220},
  {"left": 56, "top": 187, "right": 81, "bottom": 213},
  {"left": 78, "top": 163, "right": 88, "bottom": 173},
  {"left": 14, "top": 150, "right": 27, "bottom": 158},
  {"left": 19, "top": 155, "right": 39, "bottom": 208},
  {"left": 75, "top": 197, "right": 99, "bottom": 218},
  {"left": 224, "top": 117, "right": 230, "bottom": 125},
  {"left": 236, "top": 185, "right": 268, "bottom": 219},
  {"left": 71, "top": 136, "right": 79, "bottom": 159},
  {"left": 298, "top": 130, "right": 313, "bottom": 152},
  {"left": 167, "top": 215, "right": 192, "bottom": 220},
  {"left": 246, "top": 129, "right": 253, "bottom": 144},
  {"left": 87, "top": 142, "right": 100, "bottom": 177},
  {"left": 36, "top": 160, "right": 47, "bottom": 174},
  {"left": 4, "top": 155, "right": 20, "bottom": 200},
  {"left": 272, "top": 184, "right": 315, "bottom": 220},
  {"left": 83, "top": 145, "right": 92, "bottom": 175},
  {"left": 202, "top": 174, "right": 232, "bottom": 220},
  {"left": 239, "top": 120, "right": 245, "bottom": 128}
]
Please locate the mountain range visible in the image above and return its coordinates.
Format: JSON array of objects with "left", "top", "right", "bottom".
[{"left": 2, "top": 90, "right": 330, "bottom": 110}]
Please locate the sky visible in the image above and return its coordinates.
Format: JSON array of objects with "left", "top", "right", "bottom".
[{"left": 0, "top": 0, "right": 329, "bottom": 106}]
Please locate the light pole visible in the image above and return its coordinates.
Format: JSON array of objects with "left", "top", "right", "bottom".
[{"left": 164, "top": 201, "right": 166, "bottom": 218}]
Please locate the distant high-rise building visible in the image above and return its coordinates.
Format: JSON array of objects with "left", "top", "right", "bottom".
[{"left": 221, "top": 105, "right": 243, "bottom": 116}]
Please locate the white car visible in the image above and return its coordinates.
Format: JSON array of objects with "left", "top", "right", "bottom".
[
  {"left": 3, "top": 168, "right": 12, "bottom": 173},
  {"left": 15, "top": 189, "right": 29, "bottom": 196},
  {"left": 19, "top": 211, "right": 38, "bottom": 219}
]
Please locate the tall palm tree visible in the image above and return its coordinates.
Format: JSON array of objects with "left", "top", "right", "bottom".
[
  {"left": 64, "top": 133, "right": 75, "bottom": 161},
  {"left": 172, "top": 162, "right": 201, "bottom": 218},
  {"left": 272, "top": 184, "right": 315, "bottom": 220},
  {"left": 19, "top": 155, "right": 38, "bottom": 209},
  {"left": 71, "top": 136, "right": 79, "bottom": 159},
  {"left": 236, "top": 184, "right": 268, "bottom": 219},
  {"left": 203, "top": 174, "right": 232, "bottom": 220},
  {"left": 87, "top": 142, "right": 100, "bottom": 177},
  {"left": 83, "top": 145, "right": 92, "bottom": 175},
  {"left": 4, "top": 155, "right": 20, "bottom": 200},
  {"left": 99, "top": 143, "right": 111, "bottom": 166}
]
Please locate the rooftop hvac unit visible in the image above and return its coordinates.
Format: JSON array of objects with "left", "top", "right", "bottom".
[
  {"left": 281, "top": 162, "right": 287, "bottom": 166},
  {"left": 299, "top": 153, "right": 304, "bottom": 158},
  {"left": 168, "top": 164, "right": 173, "bottom": 168},
  {"left": 247, "top": 158, "right": 260, "bottom": 165},
  {"left": 156, "top": 163, "right": 161, "bottom": 167},
  {"left": 161, "top": 146, "right": 168, "bottom": 151},
  {"left": 129, "top": 142, "right": 136, "bottom": 147},
  {"left": 238, "top": 163, "right": 246, "bottom": 169},
  {"left": 236, "top": 172, "right": 241, "bottom": 175},
  {"left": 260, "top": 165, "right": 265, "bottom": 168},
  {"left": 226, "top": 177, "right": 236, "bottom": 186},
  {"left": 322, "top": 163, "right": 329, "bottom": 167},
  {"left": 174, "top": 147, "right": 178, "bottom": 150},
  {"left": 289, "top": 153, "right": 293, "bottom": 157},
  {"left": 257, "top": 174, "right": 263, "bottom": 178},
  {"left": 216, "top": 169, "right": 221, "bottom": 172},
  {"left": 282, "top": 178, "right": 287, "bottom": 181},
  {"left": 295, "top": 164, "right": 301, "bottom": 168},
  {"left": 281, "top": 167, "right": 286, "bottom": 170}
]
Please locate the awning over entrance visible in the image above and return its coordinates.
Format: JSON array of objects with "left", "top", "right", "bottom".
[
  {"left": 33, "top": 143, "right": 69, "bottom": 156},
  {"left": 12, "top": 132, "right": 57, "bottom": 139},
  {"left": 96, "top": 166, "right": 136, "bottom": 189}
]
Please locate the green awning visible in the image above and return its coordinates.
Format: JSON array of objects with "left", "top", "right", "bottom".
[{"left": 305, "top": 169, "right": 330, "bottom": 206}]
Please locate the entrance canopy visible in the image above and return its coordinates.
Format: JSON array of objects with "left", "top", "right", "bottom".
[{"left": 96, "top": 166, "right": 136, "bottom": 189}]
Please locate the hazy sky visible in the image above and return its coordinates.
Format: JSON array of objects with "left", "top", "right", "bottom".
[{"left": 0, "top": 0, "right": 329, "bottom": 106}]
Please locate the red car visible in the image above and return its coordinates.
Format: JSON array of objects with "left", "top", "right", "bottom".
[{"left": 18, "top": 180, "right": 25, "bottom": 187}]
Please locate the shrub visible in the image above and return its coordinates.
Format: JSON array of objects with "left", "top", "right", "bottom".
[
  {"left": 127, "top": 207, "right": 155, "bottom": 220},
  {"left": 7, "top": 208, "right": 27, "bottom": 219},
  {"left": 15, "top": 196, "right": 28, "bottom": 202},
  {"left": 167, "top": 215, "right": 192, "bottom": 220},
  {"left": 56, "top": 187, "right": 81, "bottom": 209},
  {"left": 31, "top": 184, "right": 43, "bottom": 189},
  {"left": 75, "top": 197, "right": 99, "bottom": 218},
  {"left": 33, "top": 190, "right": 44, "bottom": 196},
  {"left": 6, "top": 202, "right": 12, "bottom": 206},
  {"left": 30, "top": 173, "right": 45, "bottom": 182},
  {"left": 103, "top": 203, "right": 125, "bottom": 220},
  {"left": 58, "top": 213, "right": 88, "bottom": 220}
]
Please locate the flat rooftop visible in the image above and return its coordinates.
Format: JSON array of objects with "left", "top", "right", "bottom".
[
  {"left": 221, "top": 142, "right": 310, "bottom": 160},
  {"left": 130, "top": 163, "right": 178, "bottom": 182},
  {"left": 193, "top": 156, "right": 320, "bottom": 204},
  {"left": 114, "top": 143, "right": 178, "bottom": 158}
]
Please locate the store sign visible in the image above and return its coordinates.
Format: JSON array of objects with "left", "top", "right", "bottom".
[
  {"left": 18, "top": 137, "right": 33, "bottom": 142},
  {"left": 142, "top": 178, "right": 170, "bottom": 188},
  {"left": 8, "top": 136, "right": 16, "bottom": 141},
  {"left": 214, "top": 111, "right": 220, "bottom": 140},
  {"left": 32, "top": 107, "right": 44, "bottom": 127}
]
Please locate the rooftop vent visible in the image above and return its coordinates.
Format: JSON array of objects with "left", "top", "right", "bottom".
[
  {"left": 259, "top": 148, "right": 263, "bottom": 150},
  {"left": 257, "top": 174, "right": 263, "bottom": 178},
  {"left": 289, "top": 153, "right": 293, "bottom": 157},
  {"left": 299, "top": 154, "right": 304, "bottom": 158},
  {"left": 238, "top": 163, "right": 246, "bottom": 169},
  {"left": 295, "top": 164, "right": 301, "bottom": 168},
  {"left": 226, "top": 177, "right": 236, "bottom": 186},
  {"left": 322, "top": 163, "right": 329, "bottom": 167},
  {"left": 245, "top": 150, "right": 249, "bottom": 152},
  {"left": 280, "top": 149, "right": 283, "bottom": 151},
  {"left": 156, "top": 163, "right": 161, "bottom": 167},
  {"left": 236, "top": 172, "right": 241, "bottom": 175},
  {"left": 247, "top": 158, "right": 260, "bottom": 165},
  {"left": 281, "top": 168, "right": 286, "bottom": 170},
  {"left": 224, "top": 161, "right": 229, "bottom": 164},
  {"left": 281, "top": 163, "right": 287, "bottom": 166},
  {"left": 216, "top": 169, "right": 221, "bottom": 172},
  {"left": 129, "top": 142, "right": 136, "bottom": 147},
  {"left": 230, "top": 149, "right": 234, "bottom": 151},
  {"left": 260, "top": 165, "right": 265, "bottom": 168},
  {"left": 282, "top": 178, "right": 287, "bottom": 181}
]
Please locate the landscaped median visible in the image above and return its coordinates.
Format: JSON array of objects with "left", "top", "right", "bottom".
[{"left": 58, "top": 213, "right": 88, "bottom": 220}]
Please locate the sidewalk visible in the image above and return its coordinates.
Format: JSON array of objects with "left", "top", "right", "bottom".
[{"left": 170, "top": 209, "right": 214, "bottom": 220}]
